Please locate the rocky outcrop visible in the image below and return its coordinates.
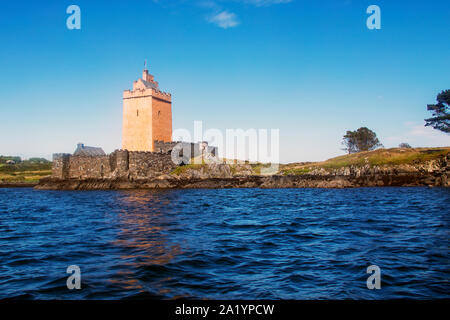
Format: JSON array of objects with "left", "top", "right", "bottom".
[
  {"left": 305, "top": 153, "right": 450, "bottom": 187},
  {"left": 0, "top": 182, "right": 39, "bottom": 188},
  {"left": 36, "top": 153, "right": 450, "bottom": 190}
]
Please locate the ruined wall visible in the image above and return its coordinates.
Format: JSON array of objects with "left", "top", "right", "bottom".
[
  {"left": 154, "top": 141, "right": 218, "bottom": 159},
  {"left": 115, "top": 150, "right": 129, "bottom": 176},
  {"left": 52, "top": 142, "right": 218, "bottom": 180},
  {"left": 52, "top": 150, "right": 176, "bottom": 180},
  {"left": 154, "top": 141, "right": 179, "bottom": 154},
  {"left": 128, "top": 151, "right": 176, "bottom": 178},
  {"left": 68, "top": 156, "right": 112, "bottom": 179},
  {"left": 52, "top": 154, "right": 71, "bottom": 179}
]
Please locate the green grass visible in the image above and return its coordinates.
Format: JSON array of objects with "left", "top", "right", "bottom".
[
  {"left": 171, "top": 163, "right": 206, "bottom": 175},
  {"left": 280, "top": 147, "right": 450, "bottom": 175},
  {"left": 250, "top": 163, "right": 277, "bottom": 175},
  {"left": 0, "top": 157, "right": 52, "bottom": 182},
  {"left": 0, "top": 170, "right": 52, "bottom": 182},
  {"left": 0, "top": 162, "right": 51, "bottom": 173},
  {"left": 282, "top": 167, "right": 312, "bottom": 175},
  {"left": 318, "top": 148, "right": 450, "bottom": 169}
]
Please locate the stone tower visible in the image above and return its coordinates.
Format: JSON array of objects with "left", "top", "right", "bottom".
[{"left": 122, "top": 67, "right": 172, "bottom": 152}]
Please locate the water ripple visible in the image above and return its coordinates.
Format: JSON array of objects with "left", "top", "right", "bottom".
[{"left": 0, "top": 187, "right": 449, "bottom": 299}]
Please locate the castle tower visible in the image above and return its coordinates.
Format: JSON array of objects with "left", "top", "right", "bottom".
[{"left": 122, "top": 66, "right": 172, "bottom": 152}]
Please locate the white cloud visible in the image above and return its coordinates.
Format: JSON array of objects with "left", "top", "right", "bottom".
[
  {"left": 208, "top": 10, "right": 240, "bottom": 29},
  {"left": 385, "top": 122, "right": 450, "bottom": 148},
  {"left": 242, "top": 0, "right": 292, "bottom": 6},
  {"left": 153, "top": 0, "right": 292, "bottom": 28}
]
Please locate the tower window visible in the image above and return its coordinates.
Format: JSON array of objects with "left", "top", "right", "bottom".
[
  {"left": 137, "top": 110, "right": 139, "bottom": 117},
  {"left": 158, "top": 110, "right": 161, "bottom": 117}
]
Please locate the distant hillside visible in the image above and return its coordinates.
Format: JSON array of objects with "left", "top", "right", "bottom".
[
  {"left": 0, "top": 156, "right": 51, "bottom": 183},
  {"left": 281, "top": 147, "right": 450, "bottom": 175}
]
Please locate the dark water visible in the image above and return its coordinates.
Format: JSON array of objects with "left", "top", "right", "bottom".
[{"left": 0, "top": 187, "right": 448, "bottom": 299}]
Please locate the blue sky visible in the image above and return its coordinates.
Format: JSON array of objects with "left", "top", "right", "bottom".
[{"left": 0, "top": 0, "right": 449, "bottom": 162}]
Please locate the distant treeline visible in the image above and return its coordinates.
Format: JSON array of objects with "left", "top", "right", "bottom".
[
  {"left": 0, "top": 156, "right": 51, "bottom": 173},
  {"left": 0, "top": 156, "right": 22, "bottom": 164}
]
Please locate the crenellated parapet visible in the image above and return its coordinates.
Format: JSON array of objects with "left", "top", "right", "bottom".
[
  {"left": 123, "top": 88, "right": 171, "bottom": 102},
  {"left": 151, "top": 88, "right": 172, "bottom": 102},
  {"left": 122, "top": 68, "right": 171, "bottom": 103}
]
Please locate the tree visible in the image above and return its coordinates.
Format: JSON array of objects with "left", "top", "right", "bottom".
[
  {"left": 425, "top": 89, "right": 450, "bottom": 133},
  {"left": 28, "top": 157, "right": 50, "bottom": 164},
  {"left": 342, "top": 127, "right": 383, "bottom": 154},
  {"left": 0, "top": 156, "right": 21, "bottom": 164},
  {"left": 399, "top": 143, "right": 412, "bottom": 148}
]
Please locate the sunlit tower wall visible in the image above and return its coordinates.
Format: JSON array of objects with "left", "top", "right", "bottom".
[{"left": 122, "top": 68, "right": 172, "bottom": 152}]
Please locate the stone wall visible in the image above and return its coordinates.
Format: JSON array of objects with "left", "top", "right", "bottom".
[
  {"left": 154, "top": 140, "right": 218, "bottom": 160},
  {"left": 52, "top": 142, "right": 219, "bottom": 180},
  {"left": 128, "top": 151, "right": 176, "bottom": 178},
  {"left": 52, "top": 149, "right": 178, "bottom": 180},
  {"left": 52, "top": 153, "right": 71, "bottom": 179},
  {"left": 68, "top": 155, "right": 112, "bottom": 179},
  {"left": 154, "top": 141, "right": 179, "bottom": 154}
]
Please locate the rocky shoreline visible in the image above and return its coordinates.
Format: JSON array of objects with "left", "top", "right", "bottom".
[
  {"left": 0, "top": 182, "right": 39, "bottom": 188},
  {"left": 35, "top": 171, "right": 448, "bottom": 190},
  {"left": 34, "top": 149, "right": 450, "bottom": 190}
]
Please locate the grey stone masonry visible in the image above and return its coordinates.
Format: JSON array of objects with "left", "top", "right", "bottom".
[{"left": 51, "top": 142, "right": 218, "bottom": 180}]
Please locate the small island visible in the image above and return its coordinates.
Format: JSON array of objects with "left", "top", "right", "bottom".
[
  {"left": 33, "top": 146, "right": 449, "bottom": 190},
  {"left": 3, "top": 71, "right": 448, "bottom": 191}
]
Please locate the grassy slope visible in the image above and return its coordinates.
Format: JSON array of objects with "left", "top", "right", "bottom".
[
  {"left": 172, "top": 147, "right": 450, "bottom": 176},
  {"left": 281, "top": 147, "right": 450, "bottom": 175}
]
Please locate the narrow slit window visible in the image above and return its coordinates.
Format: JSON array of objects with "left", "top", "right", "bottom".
[{"left": 137, "top": 110, "right": 139, "bottom": 117}]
